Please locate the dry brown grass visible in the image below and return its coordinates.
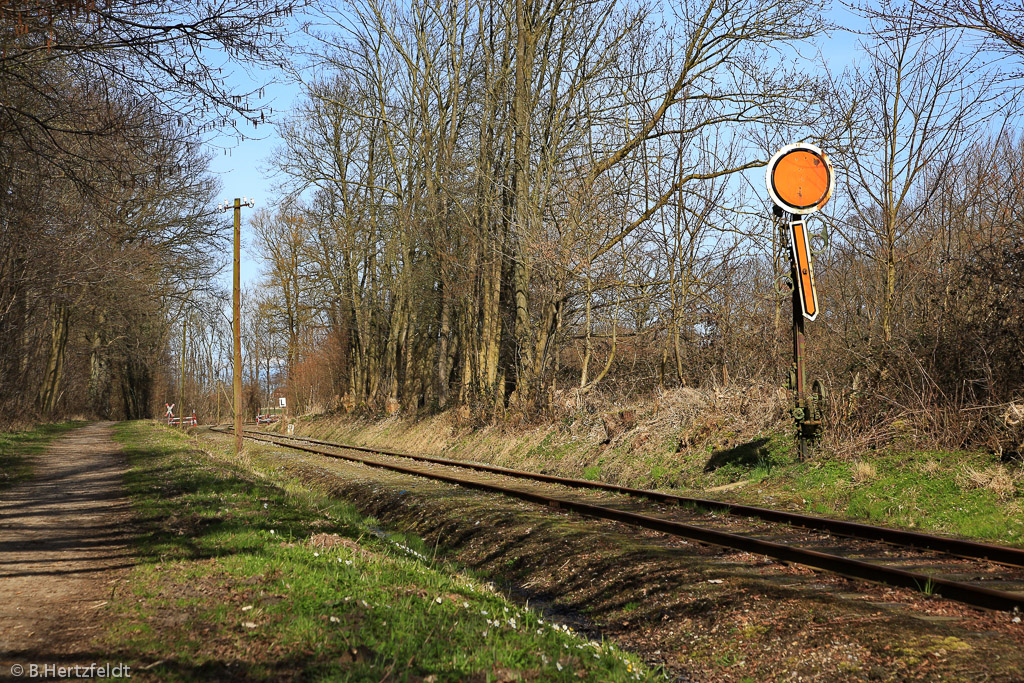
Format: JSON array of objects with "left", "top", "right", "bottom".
[
  {"left": 851, "top": 460, "right": 876, "bottom": 483},
  {"left": 585, "top": 383, "right": 789, "bottom": 449},
  {"left": 302, "top": 377, "right": 1015, "bottom": 464},
  {"left": 956, "top": 464, "right": 1018, "bottom": 501},
  {"left": 293, "top": 381, "right": 797, "bottom": 489},
  {"left": 0, "top": 418, "right": 40, "bottom": 432},
  {"left": 306, "top": 532, "right": 374, "bottom": 557}
]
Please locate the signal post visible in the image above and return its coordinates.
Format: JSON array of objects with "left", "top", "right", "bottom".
[{"left": 765, "top": 143, "right": 834, "bottom": 460}]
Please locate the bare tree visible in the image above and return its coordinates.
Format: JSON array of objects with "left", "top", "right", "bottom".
[
  {"left": 833, "top": 12, "right": 1010, "bottom": 343},
  {"left": 855, "top": 0, "right": 1024, "bottom": 66}
]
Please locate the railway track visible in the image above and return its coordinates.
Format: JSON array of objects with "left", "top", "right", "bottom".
[{"left": 220, "top": 426, "right": 1024, "bottom": 613}]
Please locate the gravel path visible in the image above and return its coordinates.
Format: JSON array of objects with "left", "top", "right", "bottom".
[{"left": 0, "top": 422, "right": 134, "bottom": 677}]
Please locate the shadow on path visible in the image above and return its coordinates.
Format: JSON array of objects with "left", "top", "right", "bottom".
[{"left": 0, "top": 422, "right": 135, "bottom": 666}]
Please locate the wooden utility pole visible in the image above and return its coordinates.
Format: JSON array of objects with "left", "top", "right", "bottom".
[
  {"left": 180, "top": 318, "right": 186, "bottom": 428},
  {"left": 221, "top": 197, "right": 255, "bottom": 456},
  {"left": 233, "top": 198, "right": 243, "bottom": 455}
]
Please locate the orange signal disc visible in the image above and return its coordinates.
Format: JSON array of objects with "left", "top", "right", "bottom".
[
  {"left": 766, "top": 143, "right": 834, "bottom": 215},
  {"left": 771, "top": 149, "right": 831, "bottom": 211}
]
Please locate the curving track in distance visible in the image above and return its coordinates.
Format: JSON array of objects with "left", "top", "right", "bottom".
[{"left": 219, "top": 426, "right": 1024, "bottom": 613}]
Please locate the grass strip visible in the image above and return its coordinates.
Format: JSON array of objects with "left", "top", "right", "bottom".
[
  {"left": 106, "top": 421, "right": 661, "bottom": 682},
  {"left": 524, "top": 430, "right": 1024, "bottom": 544},
  {"left": 0, "top": 421, "right": 86, "bottom": 491}
]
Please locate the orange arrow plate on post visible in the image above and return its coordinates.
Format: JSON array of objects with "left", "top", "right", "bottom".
[{"left": 789, "top": 219, "right": 819, "bottom": 321}]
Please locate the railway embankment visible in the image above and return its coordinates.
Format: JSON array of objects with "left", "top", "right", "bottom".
[
  {"left": 194, "top": 422, "right": 1024, "bottom": 681},
  {"left": 284, "top": 391, "right": 1024, "bottom": 548}
]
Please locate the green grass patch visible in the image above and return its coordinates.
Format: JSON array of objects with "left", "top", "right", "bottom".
[
  {"left": 0, "top": 421, "right": 85, "bottom": 490},
  {"left": 107, "top": 422, "right": 660, "bottom": 681},
  {"left": 525, "top": 432, "right": 582, "bottom": 463},
  {"left": 715, "top": 445, "right": 1024, "bottom": 544}
]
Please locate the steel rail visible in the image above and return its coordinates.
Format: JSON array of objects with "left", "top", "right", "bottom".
[
  {"left": 242, "top": 428, "right": 1024, "bottom": 569},
  {"left": 232, "top": 428, "right": 1024, "bottom": 612}
]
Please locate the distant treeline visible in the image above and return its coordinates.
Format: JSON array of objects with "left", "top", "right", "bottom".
[{"left": 0, "top": 0, "right": 296, "bottom": 424}]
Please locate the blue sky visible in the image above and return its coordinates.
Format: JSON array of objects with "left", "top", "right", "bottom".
[
  {"left": 206, "top": 47, "right": 306, "bottom": 287},
  {"left": 209, "top": 132, "right": 291, "bottom": 286}
]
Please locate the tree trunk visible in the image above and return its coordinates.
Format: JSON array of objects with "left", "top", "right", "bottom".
[
  {"left": 88, "top": 309, "right": 111, "bottom": 418},
  {"left": 435, "top": 282, "right": 452, "bottom": 409},
  {"left": 121, "top": 356, "right": 152, "bottom": 420},
  {"left": 882, "top": 245, "right": 897, "bottom": 343},
  {"left": 509, "top": 0, "right": 537, "bottom": 405},
  {"left": 37, "top": 300, "right": 70, "bottom": 415}
]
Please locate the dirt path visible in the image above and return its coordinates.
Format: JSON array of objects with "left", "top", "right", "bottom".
[{"left": 0, "top": 422, "right": 134, "bottom": 677}]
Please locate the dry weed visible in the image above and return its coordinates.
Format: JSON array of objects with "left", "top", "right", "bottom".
[
  {"left": 307, "top": 532, "right": 373, "bottom": 556},
  {"left": 1004, "top": 403, "right": 1024, "bottom": 427},
  {"left": 824, "top": 423, "right": 899, "bottom": 460},
  {"left": 956, "top": 465, "right": 1017, "bottom": 501},
  {"left": 303, "top": 401, "right": 327, "bottom": 417},
  {"left": 851, "top": 461, "right": 876, "bottom": 482},
  {"left": 0, "top": 417, "right": 38, "bottom": 432}
]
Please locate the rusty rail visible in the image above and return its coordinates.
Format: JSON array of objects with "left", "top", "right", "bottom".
[
  {"left": 224, "top": 427, "right": 1024, "bottom": 612},
  {"left": 242, "top": 428, "right": 1024, "bottom": 568}
]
